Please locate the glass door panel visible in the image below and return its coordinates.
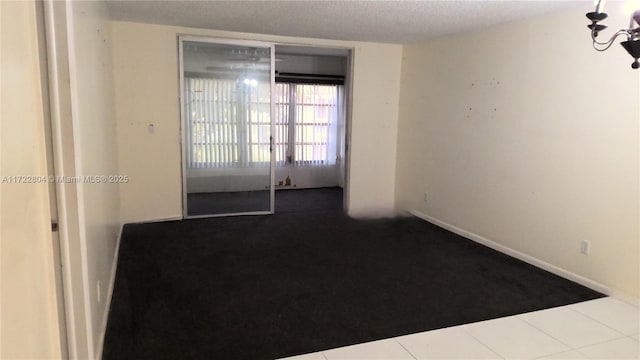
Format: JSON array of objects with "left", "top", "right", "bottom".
[{"left": 180, "top": 38, "right": 274, "bottom": 217}]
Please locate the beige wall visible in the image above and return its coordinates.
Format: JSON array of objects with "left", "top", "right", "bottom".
[
  {"left": 111, "top": 21, "right": 402, "bottom": 222},
  {"left": 395, "top": 3, "right": 639, "bottom": 299},
  {"left": 66, "top": 0, "right": 121, "bottom": 357},
  {"left": 0, "top": 1, "right": 62, "bottom": 358}
]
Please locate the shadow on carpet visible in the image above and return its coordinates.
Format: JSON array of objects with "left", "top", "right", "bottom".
[{"left": 103, "top": 210, "right": 602, "bottom": 360}]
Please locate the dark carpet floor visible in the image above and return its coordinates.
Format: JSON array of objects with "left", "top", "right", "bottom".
[
  {"left": 187, "top": 187, "right": 343, "bottom": 216},
  {"left": 103, "top": 189, "right": 602, "bottom": 360},
  {"left": 275, "top": 187, "right": 343, "bottom": 213},
  {"left": 187, "top": 190, "right": 270, "bottom": 216}
]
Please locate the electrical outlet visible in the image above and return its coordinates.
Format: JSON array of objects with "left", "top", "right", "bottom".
[
  {"left": 97, "top": 281, "right": 102, "bottom": 303},
  {"left": 580, "top": 240, "right": 590, "bottom": 255},
  {"left": 423, "top": 193, "right": 428, "bottom": 202}
]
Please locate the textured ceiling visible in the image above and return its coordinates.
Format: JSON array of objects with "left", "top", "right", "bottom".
[{"left": 106, "top": 0, "right": 585, "bottom": 44}]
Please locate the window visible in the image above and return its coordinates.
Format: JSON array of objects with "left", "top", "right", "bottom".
[
  {"left": 184, "top": 78, "right": 340, "bottom": 169},
  {"left": 184, "top": 77, "right": 271, "bottom": 168},
  {"left": 275, "top": 83, "right": 340, "bottom": 166}
]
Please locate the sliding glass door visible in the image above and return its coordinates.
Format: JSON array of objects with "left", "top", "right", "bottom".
[{"left": 179, "top": 37, "right": 275, "bottom": 217}]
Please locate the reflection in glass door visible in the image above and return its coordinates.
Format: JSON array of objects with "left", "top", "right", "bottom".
[{"left": 179, "top": 38, "right": 274, "bottom": 217}]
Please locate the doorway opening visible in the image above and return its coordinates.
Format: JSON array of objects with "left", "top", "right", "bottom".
[
  {"left": 180, "top": 39, "right": 351, "bottom": 218},
  {"left": 272, "top": 45, "right": 350, "bottom": 213}
]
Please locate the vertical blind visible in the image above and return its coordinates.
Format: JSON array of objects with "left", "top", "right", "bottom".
[
  {"left": 291, "top": 84, "right": 339, "bottom": 166},
  {"left": 185, "top": 78, "right": 340, "bottom": 169},
  {"left": 184, "top": 77, "right": 270, "bottom": 168},
  {"left": 274, "top": 83, "right": 290, "bottom": 167}
]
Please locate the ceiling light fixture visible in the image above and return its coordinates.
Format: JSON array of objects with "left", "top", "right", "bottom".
[
  {"left": 587, "top": 0, "right": 640, "bottom": 68},
  {"left": 243, "top": 78, "right": 258, "bottom": 87}
]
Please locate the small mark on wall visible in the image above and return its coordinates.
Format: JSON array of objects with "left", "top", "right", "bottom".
[
  {"left": 470, "top": 78, "right": 502, "bottom": 88},
  {"left": 467, "top": 77, "right": 503, "bottom": 120}
]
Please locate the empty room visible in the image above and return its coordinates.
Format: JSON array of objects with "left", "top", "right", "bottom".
[{"left": 1, "top": 0, "right": 639, "bottom": 359}]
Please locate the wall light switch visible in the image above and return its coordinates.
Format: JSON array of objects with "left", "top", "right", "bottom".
[
  {"left": 580, "top": 240, "right": 590, "bottom": 255},
  {"left": 148, "top": 124, "right": 155, "bottom": 134}
]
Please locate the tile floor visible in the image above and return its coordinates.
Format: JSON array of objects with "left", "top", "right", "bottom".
[{"left": 280, "top": 297, "right": 640, "bottom": 360}]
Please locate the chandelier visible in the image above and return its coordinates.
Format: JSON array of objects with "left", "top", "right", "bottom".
[{"left": 586, "top": 0, "right": 640, "bottom": 68}]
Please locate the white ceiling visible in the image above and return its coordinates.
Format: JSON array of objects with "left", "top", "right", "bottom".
[{"left": 106, "top": 0, "right": 586, "bottom": 44}]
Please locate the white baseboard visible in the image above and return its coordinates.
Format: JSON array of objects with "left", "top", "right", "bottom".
[
  {"left": 134, "top": 216, "right": 182, "bottom": 224},
  {"left": 409, "top": 209, "right": 613, "bottom": 297},
  {"left": 94, "top": 222, "right": 124, "bottom": 360}
]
